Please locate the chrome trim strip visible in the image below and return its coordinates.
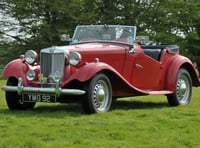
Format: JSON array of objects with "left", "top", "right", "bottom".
[{"left": 2, "top": 78, "right": 85, "bottom": 97}]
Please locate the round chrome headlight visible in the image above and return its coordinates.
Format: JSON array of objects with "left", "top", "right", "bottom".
[
  {"left": 26, "top": 70, "right": 36, "bottom": 81},
  {"left": 69, "top": 52, "right": 81, "bottom": 66},
  {"left": 24, "top": 50, "right": 38, "bottom": 64}
]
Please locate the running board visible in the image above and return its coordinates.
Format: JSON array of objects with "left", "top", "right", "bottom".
[{"left": 145, "top": 90, "right": 173, "bottom": 95}]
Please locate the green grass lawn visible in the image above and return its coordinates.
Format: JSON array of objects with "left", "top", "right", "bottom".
[{"left": 0, "top": 79, "right": 200, "bottom": 148}]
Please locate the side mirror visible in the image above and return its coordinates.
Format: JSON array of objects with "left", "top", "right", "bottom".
[{"left": 60, "top": 34, "right": 72, "bottom": 42}]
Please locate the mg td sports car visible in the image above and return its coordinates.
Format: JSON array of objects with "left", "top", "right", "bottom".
[{"left": 2, "top": 25, "right": 200, "bottom": 113}]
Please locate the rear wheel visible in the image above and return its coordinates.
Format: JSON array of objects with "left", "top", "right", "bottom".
[
  {"left": 83, "top": 73, "right": 112, "bottom": 114},
  {"left": 5, "top": 77, "right": 35, "bottom": 110},
  {"left": 167, "top": 68, "right": 192, "bottom": 106}
]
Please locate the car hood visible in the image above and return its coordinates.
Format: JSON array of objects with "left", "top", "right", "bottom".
[
  {"left": 44, "top": 42, "right": 128, "bottom": 74},
  {"left": 57, "top": 42, "right": 128, "bottom": 53},
  {"left": 41, "top": 42, "right": 128, "bottom": 55}
]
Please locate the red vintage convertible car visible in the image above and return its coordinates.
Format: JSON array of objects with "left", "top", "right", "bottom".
[{"left": 2, "top": 25, "right": 200, "bottom": 113}]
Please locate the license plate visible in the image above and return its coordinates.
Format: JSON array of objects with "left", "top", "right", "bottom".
[{"left": 22, "top": 93, "right": 56, "bottom": 103}]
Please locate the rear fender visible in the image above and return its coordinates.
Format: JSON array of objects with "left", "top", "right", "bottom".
[
  {"left": 165, "top": 55, "right": 200, "bottom": 91},
  {"left": 3, "top": 59, "right": 30, "bottom": 86}
]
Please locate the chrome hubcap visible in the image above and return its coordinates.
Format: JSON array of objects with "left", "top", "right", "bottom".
[
  {"left": 96, "top": 86, "right": 105, "bottom": 104},
  {"left": 93, "top": 80, "right": 109, "bottom": 111},
  {"left": 176, "top": 75, "right": 190, "bottom": 104},
  {"left": 178, "top": 79, "right": 187, "bottom": 97}
]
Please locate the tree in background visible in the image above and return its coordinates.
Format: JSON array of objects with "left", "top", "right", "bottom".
[
  {"left": 0, "top": 0, "right": 96, "bottom": 47},
  {"left": 0, "top": 0, "right": 200, "bottom": 72},
  {"left": 183, "top": 1, "right": 200, "bottom": 72},
  {"left": 0, "top": 0, "right": 96, "bottom": 65}
]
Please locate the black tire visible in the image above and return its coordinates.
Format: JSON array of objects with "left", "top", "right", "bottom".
[
  {"left": 167, "top": 68, "right": 192, "bottom": 106},
  {"left": 82, "top": 73, "right": 112, "bottom": 114},
  {"left": 5, "top": 77, "right": 36, "bottom": 110}
]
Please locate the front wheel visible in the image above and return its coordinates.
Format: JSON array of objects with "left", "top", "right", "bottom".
[
  {"left": 82, "top": 73, "right": 112, "bottom": 114},
  {"left": 167, "top": 68, "right": 192, "bottom": 106},
  {"left": 5, "top": 77, "right": 36, "bottom": 110}
]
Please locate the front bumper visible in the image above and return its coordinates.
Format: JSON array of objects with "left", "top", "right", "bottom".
[{"left": 1, "top": 78, "right": 86, "bottom": 97}]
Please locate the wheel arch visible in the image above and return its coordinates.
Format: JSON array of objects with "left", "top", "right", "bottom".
[
  {"left": 63, "top": 62, "right": 146, "bottom": 97},
  {"left": 181, "top": 62, "right": 200, "bottom": 87},
  {"left": 3, "top": 59, "right": 29, "bottom": 86},
  {"left": 99, "top": 69, "right": 146, "bottom": 97},
  {"left": 5, "top": 75, "right": 36, "bottom": 110},
  {"left": 165, "top": 56, "right": 200, "bottom": 92},
  {"left": 100, "top": 69, "right": 134, "bottom": 97},
  {"left": 7, "top": 76, "right": 18, "bottom": 84}
]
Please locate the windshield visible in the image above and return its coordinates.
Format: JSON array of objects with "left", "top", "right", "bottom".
[{"left": 72, "top": 25, "right": 137, "bottom": 44}]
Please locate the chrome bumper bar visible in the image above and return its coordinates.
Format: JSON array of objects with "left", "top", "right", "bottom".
[{"left": 1, "top": 78, "right": 86, "bottom": 97}]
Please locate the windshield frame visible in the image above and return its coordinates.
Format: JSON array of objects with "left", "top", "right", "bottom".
[{"left": 71, "top": 25, "right": 137, "bottom": 45}]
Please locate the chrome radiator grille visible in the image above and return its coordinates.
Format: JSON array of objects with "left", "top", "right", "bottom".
[{"left": 40, "top": 52, "right": 65, "bottom": 81}]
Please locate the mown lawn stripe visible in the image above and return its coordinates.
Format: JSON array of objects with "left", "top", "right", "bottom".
[{"left": 0, "top": 80, "right": 200, "bottom": 147}]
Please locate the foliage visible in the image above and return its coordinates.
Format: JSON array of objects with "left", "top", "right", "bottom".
[
  {"left": 0, "top": 43, "right": 28, "bottom": 69},
  {"left": 0, "top": 0, "right": 95, "bottom": 49},
  {"left": 0, "top": 0, "right": 97, "bottom": 68},
  {"left": 0, "top": 0, "right": 200, "bottom": 71},
  {"left": 0, "top": 79, "right": 200, "bottom": 147},
  {"left": 183, "top": 1, "right": 200, "bottom": 72}
]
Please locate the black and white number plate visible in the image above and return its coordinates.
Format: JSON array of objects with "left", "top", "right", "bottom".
[{"left": 22, "top": 93, "right": 56, "bottom": 103}]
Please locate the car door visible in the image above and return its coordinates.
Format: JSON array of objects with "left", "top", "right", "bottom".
[{"left": 131, "top": 52, "right": 163, "bottom": 90}]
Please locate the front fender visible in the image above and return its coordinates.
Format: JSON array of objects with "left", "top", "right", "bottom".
[
  {"left": 62, "top": 62, "right": 119, "bottom": 86},
  {"left": 165, "top": 55, "right": 200, "bottom": 91},
  {"left": 3, "top": 59, "right": 30, "bottom": 86},
  {"left": 61, "top": 62, "right": 148, "bottom": 96}
]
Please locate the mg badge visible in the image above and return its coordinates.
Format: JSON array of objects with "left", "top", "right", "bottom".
[
  {"left": 38, "top": 73, "right": 43, "bottom": 81},
  {"left": 50, "top": 46, "right": 56, "bottom": 53}
]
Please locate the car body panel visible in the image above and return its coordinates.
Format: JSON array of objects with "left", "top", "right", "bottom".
[
  {"left": 2, "top": 25, "right": 200, "bottom": 105},
  {"left": 4, "top": 59, "right": 30, "bottom": 86},
  {"left": 165, "top": 55, "right": 200, "bottom": 91},
  {"left": 4, "top": 59, "right": 40, "bottom": 86},
  {"left": 131, "top": 48, "right": 162, "bottom": 90},
  {"left": 59, "top": 43, "right": 127, "bottom": 74},
  {"left": 61, "top": 61, "right": 150, "bottom": 97},
  {"left": 3, "top": 43, "right": 200, "bottom": 96}
]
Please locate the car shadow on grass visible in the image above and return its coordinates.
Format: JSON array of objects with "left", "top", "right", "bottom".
[
  {"left": 0, "top": 103, "right": 84, "bottom": 118},
  {"left": 0, "top": 99, "right": 169, "bottom": 118},
  {"left": 111, "top": 99, "right": 169, "bottom": 111},
  {"left": 34, "top": 100, "right": 169, "bottom": 114}
]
